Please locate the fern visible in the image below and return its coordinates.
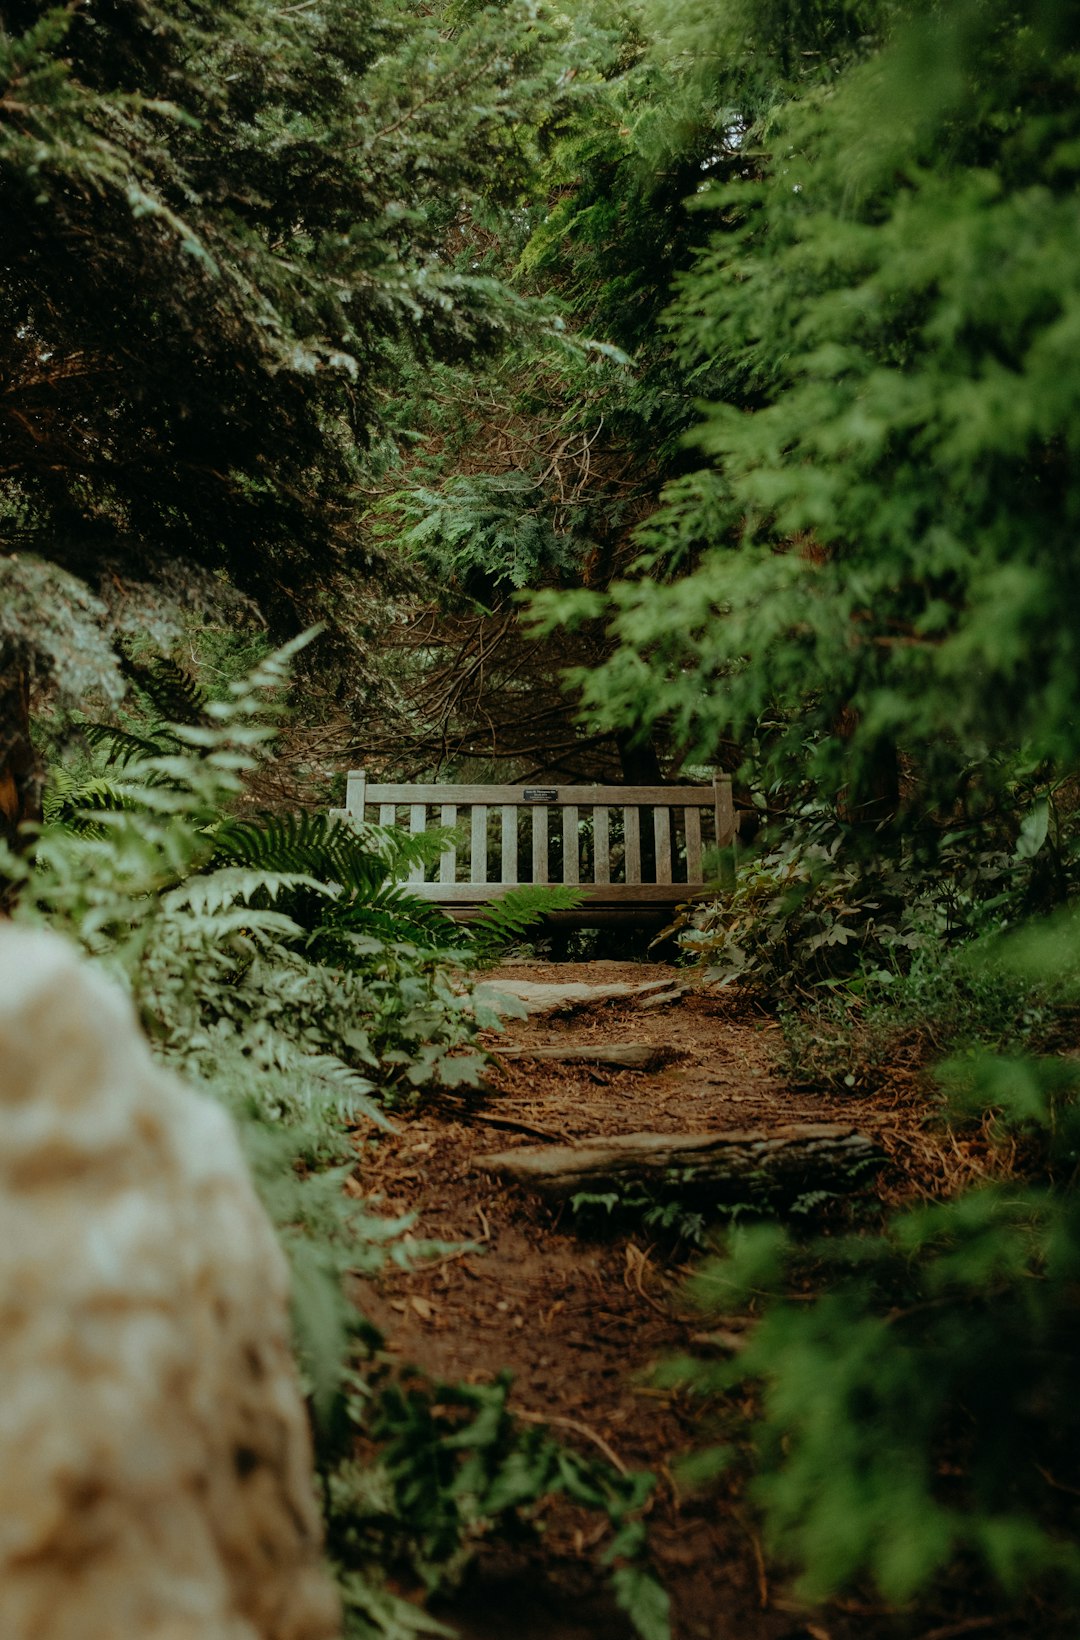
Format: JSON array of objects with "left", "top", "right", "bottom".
[
  {"left": 468, "top": 882, "right": 586, "bottom": 964},
  {"left": 309, "top": 886, "right": 459, "bottom": 959},
  {"left": 12, "top": 629, "right": 484, "bottom": 1161},
  {"left": 215, "top": 810, "right": 448, "bottom": 899},
  {"left": 82, "top": 720, "right": 163, "bottom": 766},
  {"left": 162, "top": 867, "right": 330, "bottom": 916},
  {"left": 42, "top": 764, "right": 135, "bottom": 827},
  {"left": 210, "top": 813, "right": 460, "bottom": 956},
  {"left": 342, "top": 817, "right": 450, "bottom": 883},
  {"left": 118, "top": 648, "right": 209, "bottom": 726}
]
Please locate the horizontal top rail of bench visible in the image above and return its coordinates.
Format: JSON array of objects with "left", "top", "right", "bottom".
[{"left": 353, "top": 780, "right": 722, "bottom": 807}]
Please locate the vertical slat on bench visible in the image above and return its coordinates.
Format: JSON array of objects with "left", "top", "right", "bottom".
[
  {"left": 532, "top": 805, "right": 549, "bottom": 884},
  {"left": 346, "top": 769, "right": 366, "bottom": 825},
  {"left": 378, "top": 803, "right": 395, "bottom": 828},
  {"left": 685, "top": 806, "right": 703, "bottom": 883},
  {"left": 562, "top": 806, "right": 579, "bottom": 884},
  {"left": 440, "top": 803, "right": 457, "bottom": 883},
  {"left": 501, "top": 806, "right": 518, "bottom": 884},
  {"left": 624, "top": 806, "right": 641, "bottom": 884},
  {"left": 713, "top": 769, "right": 735, "bottom": 848},
  {"left": 653, "top": 806, "right": 672, "bottom": 884},
  {"left": 470, "top": 806, "right": 488, "bottom": 884},
  {"left": 409, "top": 804, "right": 426, "bottom": 883},
  {"left": 594, "top": 806, "right": 610, "bottom": 884}
]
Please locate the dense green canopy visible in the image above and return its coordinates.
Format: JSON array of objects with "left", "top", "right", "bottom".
[
  {"left": 0, "top": 0, "right": 574, "bottom": 632},
  {"left": 5, "top": 2, "right": 1080, "bottom": 1628},
  {"left": 533, "top": 0, "right": 1080, "bottom": 804}
]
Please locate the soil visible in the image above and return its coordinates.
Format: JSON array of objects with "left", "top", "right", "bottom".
[{"left": 346, "top": 963, "right": 994, "bottom": 1640}]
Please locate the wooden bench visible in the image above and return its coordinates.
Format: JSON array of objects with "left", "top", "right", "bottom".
[{"left": 334, "top": 770, "right": 735, "bottom": 923}]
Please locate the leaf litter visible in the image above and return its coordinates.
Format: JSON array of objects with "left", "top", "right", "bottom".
[{"left": 347, "top": 961, "right": 956, "bottom": 1640}]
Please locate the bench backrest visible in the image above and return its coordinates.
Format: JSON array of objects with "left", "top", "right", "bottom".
[{"left": 335, "top": 770, "right": 734, "bottom": 910}]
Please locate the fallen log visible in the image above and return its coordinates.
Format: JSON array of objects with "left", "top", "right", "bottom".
[
  {"left": 495, "top": 1043, "right": 668, "bottom": 1071},
  {"left": 476, "top": 1122, "right": 882, "bottom": 1207}
]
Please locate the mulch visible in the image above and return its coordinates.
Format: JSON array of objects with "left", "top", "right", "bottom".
[{"left": 344, "top": 963, "right": 1006, "bottom": 1640}]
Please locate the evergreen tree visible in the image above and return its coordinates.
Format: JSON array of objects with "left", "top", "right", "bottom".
[
  {"left": 534, "top": 0, "right": 1080, "bottom": 807},
  {"left": 357, "top": 1, "right": 728, "bottom": 779},
  {"left": 0, "top": 0, "right": 581, "bottom": 824}
]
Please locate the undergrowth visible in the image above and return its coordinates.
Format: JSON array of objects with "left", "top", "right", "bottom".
[
  {"left": 569, "top": 1187, "right": 714, "bottom": 1251},
  {"left": 329, "top": 1370, "right": 665, "bottom": 1640},
  {"left": 5, "top": 638, "right": 667, "bottom": 1640},
  {"left": 662, "top": 838, "right": 1080, "bottom": 1626},
  {"left": 779, "top": 942, "right": 1055, "bottom": 1100},
  {"left": 672, "top": 801, "right": 1079, "bottom": 1001}
]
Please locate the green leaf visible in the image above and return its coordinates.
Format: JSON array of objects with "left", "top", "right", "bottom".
[
  {"left": 1014, "top": 799, "right": 1049, "bottom": 861},
  {"left": 611, "top": 1565, "right": 671, "bottom": 1640}
]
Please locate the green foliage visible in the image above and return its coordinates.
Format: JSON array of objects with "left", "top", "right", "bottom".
[
  {"left": 4, "top": 640, "right": 485, "bottom": 1402},
  {"left": 327, "top": 1370, "right": 668, "bottom": 1640},
  {"left": 219, "top": 810, "right": 464, "bottom": 960},
  {"left": 673, "top": 1188, "right": 1080, "bottom": 1605},
  {"left": 468, "top": 882, "right": 586, "bottom": 964},
  {"left": 674, "top": 815, "right": 928, "bottom": 994},
  {"left": 391, "top": 472, "right": 590, "bottom": 599},
  {"left": 570, "top": 1187, "right": 711, "bottom": 1249},
  {"left": 780, "top": 939, "right": 1054, "bottom": 1097},
  {"left": 674, "top": 799, "right": 1078, "bottom": 998},
  {"left": 10, "top": 0, "right": 1080, "bottom": 1626},
  {"left": 0, "top": 0, "right": 598, "bottom": 708},
  {"left": 531, "top": 0, "right": 1080, "bottom": 803},
  {"left": 665, "top": 917, "right": 1080, "bottom": 1611}
]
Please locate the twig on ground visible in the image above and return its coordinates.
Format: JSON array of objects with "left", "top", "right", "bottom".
[
  {"left": 916, "top": 1618, "right": 1001, "bottom": 1640},
  {"left": 466, "top": 1110, "right": 567, "bottom": 1142},
  {"left": 734, "top": 1510, "right": 770, "bottom": 1609},
  {"left": 510, "top": 1406, "right": 629, "bottom": 1475}
]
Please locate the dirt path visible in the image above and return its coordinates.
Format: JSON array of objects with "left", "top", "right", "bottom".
[{"left": 350, "top": 963, "right": 897, "bottom": 1640}]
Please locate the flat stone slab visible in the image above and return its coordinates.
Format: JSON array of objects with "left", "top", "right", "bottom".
[
  {"left": 474, "top": 978, "right": 674, "bottom": 1016},
  {"left": 495, "top": 1042, "right": 668, "bottom": 1071}
]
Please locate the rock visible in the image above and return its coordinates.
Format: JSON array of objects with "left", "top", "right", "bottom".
[
  {"left": 473, "top": 977, "right": 674, "bottom": 1016},
  {"left": 0, "top": 927, "right": 341, "bottom": 1640},
  {"left": 496, "top": 1043, "right": 668, "bottom": 1070}
]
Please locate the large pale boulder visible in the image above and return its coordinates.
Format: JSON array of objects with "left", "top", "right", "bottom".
[{"left": 0, "top": 927, "right": 341, "bottom": 1640}]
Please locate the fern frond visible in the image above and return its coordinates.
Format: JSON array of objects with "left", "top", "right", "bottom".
[
  {"left": 160, "top": 905, "right": 305, "bottom": 944},
  {"left": 265, "top": 1046, "right": 388, "bottom": 1128},
  {"left": 162, "top": 868, "right": 333, "bottom": 917},
  {"left": 82, "top": 721, "right": 163, "bottom": 765},
  {"left": 219, "top": 813, "right": 393, "bottom": 899},
  {"left": 469, "top": 883, "right": 585, "bottom": 962},
  {"left": 43, "top": 767, "right": 136, "bottom": 827},
  {"left": 350, "top": 819, "right": 452, "bottom": 880},
  {"left": 119, "top": 650, "right": 209, "bottom": 726},
  {"left": 216, "top": 812, "right": 450, "bottom": 897},
  {"left": 312, "top": 883, "right": 459, "bottom": 955}
]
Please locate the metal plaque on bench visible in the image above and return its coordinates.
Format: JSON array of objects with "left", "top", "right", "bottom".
[{"left": 522, "top": 788, "right": 558, "bottom": 802}]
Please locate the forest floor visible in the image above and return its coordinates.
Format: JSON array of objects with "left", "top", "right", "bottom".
[{"left": 348, "top": 962, "right": 965, "bottom": 1640}]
